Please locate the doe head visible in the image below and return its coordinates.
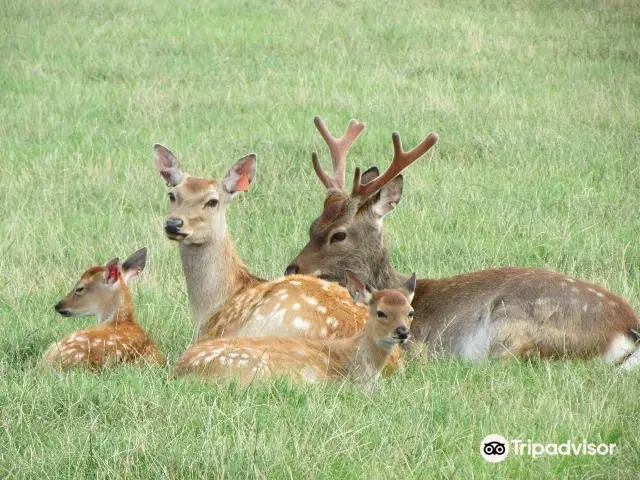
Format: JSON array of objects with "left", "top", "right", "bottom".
[
  {"left": 54, "top": 248, "right": 147, "bottom": 319},
  {"left": 345, "top": 270, "right": 416, "bottom": 349},
  {"left": 153, "top": 144, "right": 256, "bottom": 246}
]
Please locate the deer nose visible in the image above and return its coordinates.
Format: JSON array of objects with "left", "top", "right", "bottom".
[
  {"left": 394, "top": 326, "right": 410, "bottom": 340},
  {"left": 285, "top": 264, "right": 300, "bottom": 275},
  {"left": 164, "top": 217, "right": 184, "bottom": 234},
  {"left": 54, "top": 302, "right": 72, "bottom": 317}
]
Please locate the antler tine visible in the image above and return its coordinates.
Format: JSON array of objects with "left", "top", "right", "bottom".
[
  {"left": 351, "top": 131, "right": 439, "bottom": 200},
  {"left": 312, "top": 116, "right": 366, "bottom": 190}
]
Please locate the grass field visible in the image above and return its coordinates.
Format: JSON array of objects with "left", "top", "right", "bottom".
[{"left": 1, "top": 0, "right": 640, "bottom": 477}]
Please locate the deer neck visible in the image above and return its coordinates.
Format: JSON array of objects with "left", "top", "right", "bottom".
[
  {"left": 367, "top": 236, "right": 405, "bottom": 290},
  {"left": 99, "top": 286, "right": 135, "bottom": 326},
  {"left": 340, "top": 331, "right": 394, "bottom": 382},
  {"left": 178, "top": 235, "right": 253, "bottom": 338}
]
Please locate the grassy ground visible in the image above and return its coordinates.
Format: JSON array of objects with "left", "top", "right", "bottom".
[{"left": 1, "top": 0, "right": 639, "bottom": 477}]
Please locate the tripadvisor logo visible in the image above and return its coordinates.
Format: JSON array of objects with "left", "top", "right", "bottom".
[{"left": 480, "top": 435, "right": 616, "bottom": 462}]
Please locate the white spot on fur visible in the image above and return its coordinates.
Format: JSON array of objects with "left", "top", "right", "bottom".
[
  {"left": 218, "top": 356, "right": 229, "bottom": 365},
  {"left": 582, "top": 304, "right": 589, "bottom": 312},
  {"left": 571, "top": 286, "right": 580, "bottom": 294},
  {"left": 603, "top": 334, "right": 636, "bottom": 363},
  {"left": 280, "top": 294, "right": 288, "bottom": 301},
  {"left": 596, "top": 291, "right": 604, "bottom": 298},
  {"left": 292, "top": 303, "right": 301, "bottom": 310},
  {"left": 320, "top": 327, "right": 328, "bottom": 336},
  {"left": 608, "top": 300, "right": 617, "bottom": 307},
  {"left": 326, "top": 317, "right": 339, "bottom": 329},
  {"left": 321, "top": 281, "right": 330, "bottom": 291},
  {"left": 289, "top": 280, "right": 302, "bottom": 286},
  {"left": 566, "top": 278, "right": 576, "bottom": 283},
  {"left": 277, "top": 289, "right": 288, "bottom": 295},
  {"left": 317, "top": 305, "right": 327, "bottom": 314},
  {"left": 301, "top": 365, "right": 318, "bottom": 383},
  {"left": 304, "top": 295, "right": 318, "bottom": 306},
  {"left": 293, "top": 317, "right": 310, "bottom": 331},
  {"left": 237, "top": 359, "right": 249, "bottom": 367}
]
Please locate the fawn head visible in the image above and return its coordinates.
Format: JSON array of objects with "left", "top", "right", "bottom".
[
  {"left": 285, "top": 117, "right": 438, "bottom": 287},
  {"left": 153, "top": 144, "right": 256, "bottom": 246},
  {"left": 346, "top": 270, "right": 416, "bottom": 348},
  {"left": 54, "top": 248, "right": 147, "bottom": 319}
]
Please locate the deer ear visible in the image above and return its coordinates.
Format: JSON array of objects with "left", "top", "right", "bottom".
[
  {"left": 345, "top": 270, "right": 373, "bottom": 305},
  {"left": 223, "top": 153, "right": 257, "bottom": 195},
  {"left": 370, "top": 175, "right": 403, "bottom": 221},
  {"left": 122, "top": 247, "right": 147, "bottom": 283},
  {"left": 360, "top": 166, "right": 380, "bottom": 185},
  {"left": 401, "top": 272, "right": 416, "bottom": 304},
  {"left": 153, "top": 144, "right": 184, "bottom": 186},
  {"left": 103, "top": 258, "right": 120, "bottom": 286}
]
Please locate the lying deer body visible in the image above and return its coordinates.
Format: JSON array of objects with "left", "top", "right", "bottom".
[
  {"left": 172, "top": 272, "right": 415, "bottom": 383},
  {"left": 286, "top": 117, "right": 640, "bottom": 368},
  {"left": 153, "top": 145, "right": 402, "bottom": 370},
  {"left": 44, "top": 248, "right": 165, "bottom": 370}
]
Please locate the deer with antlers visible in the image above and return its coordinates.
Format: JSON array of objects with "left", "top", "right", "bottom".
[
  {"left": 152, "top": 144, "right": 401, "bottom": 370},
  {"left": 172, "top": 271, "right": 416, "bottom": 384},
  {"left": 44, "top": 248, "right": 165, "bottom": 370},
  {"left": 285, "top": 117, "right": 640, "bottom": 368}
]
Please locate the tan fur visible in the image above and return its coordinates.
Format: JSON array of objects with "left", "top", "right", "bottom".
[
  {"left": 153, "top": 146, "right": 402, "bottom": 371},
  {"left": 286, "top": 118, "right": 639, "bottom": 364},
  {"left": 172, "top": 281, "right": 413, "bottom": 384},
  {"left": 44, "top": 262, "right": 164, "bottom": 370}
]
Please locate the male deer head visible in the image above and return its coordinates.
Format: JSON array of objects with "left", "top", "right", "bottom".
[
  {"left": 54, "top": 248, "right": 147, "bottom": 321},
  {"left": 285, "top": 117, "right": 438, "bottom": 289},
  {"left": 346, "top": 270, "right": 416, "bottom": 349},
  {"left": 153, "top": 144, "right": 256, "bottom": 246}
]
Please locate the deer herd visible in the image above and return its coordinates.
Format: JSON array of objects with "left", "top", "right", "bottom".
[{"left": 44, "top": 116, "right": 640, "bottom": 384}]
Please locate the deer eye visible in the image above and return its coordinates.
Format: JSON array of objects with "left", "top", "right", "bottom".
[
  {"left": 168, "top": 192, "right": 176, "bottom": 202},
  {"left": 376, "top": 310, "right": 387, "bottom": 319},
  {"left": 408, "top": 310, "right": 415, "bottom": 318},
  {"left": 204, "top": 198, "right": 219, "bottom": 208},
  {"left": 330, "top": 231, "right": 347, "bottom": 244},
  {"left": 75, "top": 286, "right": 85, "bottom": 296}
]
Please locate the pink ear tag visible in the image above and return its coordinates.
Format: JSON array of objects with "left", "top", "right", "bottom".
[
  {"left": 107, "top": 264, "right": 119, "bottom": 284},
  {"left": 235, "top": 173, "right": 250, "bottom": 192}
]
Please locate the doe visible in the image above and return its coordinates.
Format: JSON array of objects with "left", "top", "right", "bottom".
[{"left": 172, "top": 271, "right": 416, "bottom": 384}]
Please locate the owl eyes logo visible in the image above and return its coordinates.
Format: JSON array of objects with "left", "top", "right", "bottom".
[
  {"left": 483, "top": 441, "right": 506, "bottom": 456},
  {"left": 481, "top": 435, "right": 509, "bottom": 463}
]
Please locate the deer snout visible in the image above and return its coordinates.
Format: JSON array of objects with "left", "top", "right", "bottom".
[
  {"left": 285, "top": 264, "right": 300, "bottom": 275},
  {"left": 164, "top": 217, "right": 184, "bottom": 235},
  {"left": 394, "top": 325, "right": 410, "bottom": 342},
  {"left": 54, "top": 301, "right": 72, "bottom": 317}
]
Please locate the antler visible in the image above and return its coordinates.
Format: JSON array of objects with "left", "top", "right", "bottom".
[
  {"left": 312, "top": 116, "right": 366, "bottom": 190},
  {"left": 351, "top": 131, "right": 439, "bottom": 200}
]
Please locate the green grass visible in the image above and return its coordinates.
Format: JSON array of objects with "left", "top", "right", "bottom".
[{"left": 1, "top": 0, "right": 639, "bottom": 477}]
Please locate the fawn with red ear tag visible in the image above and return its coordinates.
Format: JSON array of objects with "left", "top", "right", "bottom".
[
  {"left": 44, "top": 248, "right": 165, "bottom": 370},
  {"left": 171, "top": 271, "right": 416, "bottom": 385}
]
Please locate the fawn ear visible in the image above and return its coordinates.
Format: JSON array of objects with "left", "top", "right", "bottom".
[
  {"left": 122, "top": 247, "right": 147, "bottom": 283},
  {"left": 401, "top": 273, "right": 416, "bottom": 304},
  {"left": 103, "top": 258, "right": 120, "bottom": 286},
  {"left": 369, "top": 175, "right": 403, "bottom": 222},
  {"left": 223, "top": 153, "right": 257, "bottom": 195},
  {"left": 345, "top": 270, "right": 373, "bottom": 305},
  {"left": 153, "top": 144, "right": 184, "bottom": 186}
]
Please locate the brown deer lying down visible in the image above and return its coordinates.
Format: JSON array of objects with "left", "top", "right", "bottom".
[
  {"left": 152, "top": 144, "right": 401, "bottom": 371},
  {"left": 44, "top": 248, "right": 165, "bottom": 370},
  {"left": 172, "top": 272, "right": 415, "bottom": 383},
  {"left": 285, "top": 117, "right": 640, "bottom": 368}
]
